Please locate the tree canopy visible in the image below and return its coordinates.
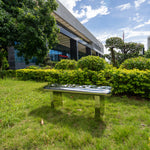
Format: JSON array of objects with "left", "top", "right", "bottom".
[
  {"left": 0, "top": 0, "right": 59, "bottom": 65},
  {"left": 105, "top": 37, "right": 124, "bottom": 67},
  {"left": 105, "top": 37, "right": 124, "bottom": 49},
  {"left": 144, "top": 48, "right": 150, "bottom": 58},
  {"left": 105, "top": 37, "right": 144, "bottom": 67}
]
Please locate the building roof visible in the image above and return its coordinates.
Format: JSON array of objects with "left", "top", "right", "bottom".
[{"left": 54, "top": 0, "right": 103, "bottom": 53}]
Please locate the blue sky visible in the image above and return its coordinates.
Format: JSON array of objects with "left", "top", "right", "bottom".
[{"left": 59, "top": 0, "right": 150, "bottom": 53}]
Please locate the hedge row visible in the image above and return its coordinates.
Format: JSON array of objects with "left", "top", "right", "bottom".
[
  {"left": 1, "top": 69, "right": 150, "bottom": 98},
  {"left": 54, "top": 56, "right": 112, "bottom": 71},
  {"left": 111, "top": 69, "right": 150, "bottom": 98},
  {"left": 120, "top": 57, "right": 150, "bottom": 70},
  {"left": 0, "top": 69, "right": 110, "bottom": 86}
]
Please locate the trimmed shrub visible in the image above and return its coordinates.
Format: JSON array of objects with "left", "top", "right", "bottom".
[
  {"left": 111, "top": 68, "right": 150, "bottom": 98},
  {"left": 42, "top": 65, "right": 52, "bottom": 69},
  {"left": 0, "top": 70, "right": 16, "bottom": 79},
  {"left": 25, "top": 65, "right": 40, "bottom": 69},
  {"left": 59, "top": 69, "right": 86, "bottom": 85},
  {"left": 1, "top": 68, "right": 150, "bottom": 99},
  {"left": 16, "top": 69, "right": 60, "bottom": 82},
  {"left": 55, "top": 59, "right": 77, "bottom": 70},
  {"left": 77, "top": 55, "right": 108, "bottom": 71},
  {"left": 40, "top": 60, "right": 57, "bottom": 68},
  {"left": 4, "top": 69, "right": 108, "bottom": 86},
  {"left": 120, "top": 57, "right": 150, "bottom": 70}
]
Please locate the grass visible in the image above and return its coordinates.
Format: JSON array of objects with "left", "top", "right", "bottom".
[{"left": 0, "top": 79, "right": 150, "bottom": 150}]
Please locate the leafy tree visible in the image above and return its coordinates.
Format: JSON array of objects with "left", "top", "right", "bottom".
[
  {"left": 105, "top": 37, "right": 124, "bottom": 67},
  {"left": 105, "top": 37, "right": 144, "bottom": 67},
  {"left": 119, "top": 42, "right": 144, "bottom": 64},
  {"left": 144, "top": 48, "right": 150, "bottom": 58},
  {"left": 0, "top": 0, "right": 59, "bottom": 68},
  {"left": 0, "top": 47, "right": 9, "bottom": 70}
]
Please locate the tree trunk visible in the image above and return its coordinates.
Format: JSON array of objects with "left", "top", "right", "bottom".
[{"left": 110, "top": 47, "right": 116, "bottom": 67}]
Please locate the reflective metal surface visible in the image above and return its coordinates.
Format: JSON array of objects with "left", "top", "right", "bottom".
[
  {"left": 45, "top": 84, "right": 111, "bottom": 96},
  {"left": 45, "top": 84, "right": 111, "bottom": 119}
]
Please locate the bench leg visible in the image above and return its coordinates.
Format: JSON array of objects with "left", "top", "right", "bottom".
[
  {"left": 51, "top": 91, "right": 63, "bottom": 108},
  {"left": 94, "top": 95, "right": 105, "bottom": 119}
]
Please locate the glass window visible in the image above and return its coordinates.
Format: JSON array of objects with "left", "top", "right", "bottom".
[
  {"left": 15, "top": 49, "right": 37, "bottom": 63},
  {"left": 49, "top": 49, "right": 70, "bottom": 61},
  {"left": 15, "top": 49, "right": 25, "bottom": 63}
]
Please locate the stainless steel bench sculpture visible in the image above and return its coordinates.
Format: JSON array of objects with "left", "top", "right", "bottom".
[{"left": 46, "top": 85, "right": 111, "bottom": 119}]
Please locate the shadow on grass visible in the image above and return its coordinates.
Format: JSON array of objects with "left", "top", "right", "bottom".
[
  {"left": 34, "top": 86, "right": 50, "bottom": 93},
  {"left": 29, "top": 106, "right": 106, "bottom": 138}
]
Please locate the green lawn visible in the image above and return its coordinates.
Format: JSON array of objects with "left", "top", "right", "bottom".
[{"left": 0, "top": 79, "right": 150, "bottom": 150}]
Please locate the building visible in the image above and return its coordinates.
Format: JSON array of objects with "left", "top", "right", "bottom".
[
  {"left": 8, "top": 0, "right": 104, "bottom": 69},
  {"left": 148, "top": 36, "right": 150, "bottom": 50}
]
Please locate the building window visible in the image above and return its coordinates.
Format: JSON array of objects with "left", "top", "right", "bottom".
[
  {"left": 49, "top": 49, "right": 70, "bottom": 61},
  {"left": 78, "top": 43, "right": 86, "bottom": 59},
  {"left": 15, "top": 49, "right": 25, "bottom": 63},
  {"left": 15, "top": 49, "right": 37, "bottom": 63}
]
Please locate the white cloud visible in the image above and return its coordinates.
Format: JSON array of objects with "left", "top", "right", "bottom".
[
  {"left": 134, "top": 0, "right": 146, "bottom": 8},
  {"left": 73, "top": 9, "right": 85, "bottom": 19},
  {"left": 59, "top": 0, "right": 110, "bottom": 24},
  {"left": 94, "top": 27, "right": 150, "bottom": 54},
  {"left": 126, "top": 30, "right": 150, "bottom": 39},
  {"left": 132, "top": 13, "right": 143, "bottom": 22},
  {"left": 81, "top": 18, "right": 89, "bottom": 24},
  {"left": 120, "top": 27, "right": 150, "bottom": 50},
  {"left": 134, "top": 24, "right": 145, "bottom": 29},
  {"left": 58, "top": 0, "right": 85, "bottom": 18},
  {"left": 116, "top": 3, "right": 131, "bottom": 11},
  {"left": 100, "top": 0, "right": 105, "bottom": 5},
  {"left": 96, "top": 32, "right": 118, "bottom": 43},
  {"left": 59, "top": 0, "right": 81, "bottom": 13},
  {"left": 120, "top": 27, "right": 150, "bottom": 39},
  {"left": 148, "top": 1, "right": 150, "bottom": 4},
  {"left": 96, "top": 32, "right": 121, "bottom": 54},
  {"left": 81, "top": 5, "right": 110, "bottom": 24},
  {"left": 134, "top": 19, "right": 150, "bottom": 29}
]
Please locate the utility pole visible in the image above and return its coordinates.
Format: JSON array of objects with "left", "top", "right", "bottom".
[{"left": 123, "top": 31, "right": 125, "bottom": 42}]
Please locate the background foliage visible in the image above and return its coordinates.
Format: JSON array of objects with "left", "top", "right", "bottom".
[
  {"left": 0, "top": 0, "right": 59, "bottom": 65},
  {"left": 0, "top": 48, "right": 9, "bottom": 70},
  {"left": 77, "top": 55, "right": 109, "bottom": 71},
  {"left": 105, "top": 37, "right": 144, "bottom": 67},
  {"left": 144, "top": 48, "right": 150, "bottom": 58},
  {"left": 1, "top": 67, "right": 150, "bottom": 98},
  {"left": 55, "top": 59, "right": 77, "bottom": 70},
  {"left": 120, "top": 57, "right": 150, "bottom": 70}
]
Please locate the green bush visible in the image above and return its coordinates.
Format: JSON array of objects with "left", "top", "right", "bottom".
[
  {"left": 55, "top": 59, "right": 77, "bottom": 70},
  {"left": 2, "top": 67, "right": 150, "bottom": 99},
  {"left": 120, "top": 57, "right": 150, "bottom": 70},
  {"left": 77, "top": 55, "right": 108, "bottom": 71},
  {"left": 16, "top": 69, "right": 60, "bottom": 82},
  {"left": 111, "top": 68, "right": 150, "bottom": 98},
  {"left": 25, "top": 65, "right": 40, "bottom": 69},
  {"left": 1, "top": 57, "right": 9, "bottom": 70},
  {"left": 4, "top": 69, "right": 108, "bottom": 86},
  {"left": 40, "top": 60, "right": 57, "bottom": 68},
  {"left": 58, "top": 69, "right": 103, "bottom": 85},
  {"left": 0, "top": 48, "right": 9, "bottom": 70},
  {"left": 0, "top": 70, "right": 16, "bottom": 79},
  {"left": 47, "top": 61, "right": 57, "bottom": 68},
  {"left": 42, "top": 65, "right": 52, "bottom": 69}
]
